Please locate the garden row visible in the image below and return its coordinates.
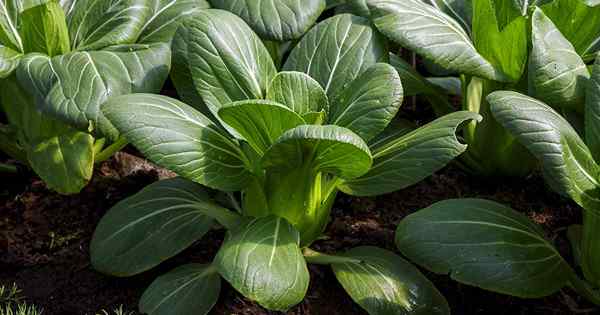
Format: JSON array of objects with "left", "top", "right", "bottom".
[{"left": 1, "top": 0, "right": 600, "bottom": 314}]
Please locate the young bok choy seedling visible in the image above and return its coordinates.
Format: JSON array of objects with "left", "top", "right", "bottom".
[
  {"left": 90, "top": 9, "right": 480, "bottom": 315},
  {"left": 0, "top": 0, "right": 209, "bottom": 193}
]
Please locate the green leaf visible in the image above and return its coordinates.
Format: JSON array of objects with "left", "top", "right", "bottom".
[
  {"left": 208, "top": 0, "right": 326, "bottom": 41},
  {"left": 16, "top": 43, "right": 171, "bottom": 139},
  {"left": 215, "top": 216, "right": 310, "bottom": 311},
  {"left": 137, "top": 0, "right": 210, "bottom": 44},
  {"left": 335, "top": 0, "right": 370, "bottom": 17},
  {"left": 102, "top": 94, "right": 252, "bottom": 191},
  {"left": 171, "top": 9, "right": 277, "bottom": 121},
  {"left": 67, "top": 0, "right": 151, "bottom": 50},
  {"left": 491, "top": 0, "right": 528, "bottom": 31},
  {"left": 27, "top": 124, "right": 94, "bottom": 194},
  {"left": 218, "top": 100, "right": 306, "bottom": 155},
  {"left": 91, "top": 178, "right": 217, "bottom": 276},
  {"left": 367, "top": 0, "right": 508, "bottom": 81},
  {"left": 586, "top": 55, "right": 600, "bottom": 160},
  {"left": 139, "top": 264, "right": 221, "bottom": 315},
  {"left": 19, "top": 0, "right": 70, "bottom": 56},
  {"left": 425, "top": 0, "right": 472, "bottom": 34},
  {"left": 472, "top": 0, "right": 528, "bottom": 82},
  {"left": 396, "top": 198, "right": 571, "bottom": 298},
  {"left": 340, "top": 111, "right": 480, "bottom": 196},
  {"left": 283, "top": 14, "right": 387, "bottom": 99},
  {"left": 1, "top": 75, "right": 93, "bottom": 194},
  {"left": 262, "top": 125, "right": 373, "bottom": 180},
  {"left": 541, "top": 0, "right": 600, "bottom": 61},
  {"left": 529, "top": 7, "right": 590, "bottom": 113},
  {"left": 332, "top": 246, "right": 450, "bottom": 315},
  {"left": 488, "top": 91, "right": 600, "bottom": 214},
  {"left": 0, "top": 45, "right": 21, "bottom": 78},
  {"left": 0, "top": 0, "right": 23, "bottom": 52},
  {"left": 266, "top": 71, "right": 328, "bottom": 115},
  {"left": 329, "top": 63, "right": 403, "bottom": 141}
]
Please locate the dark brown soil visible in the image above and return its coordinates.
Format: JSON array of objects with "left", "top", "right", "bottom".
[{"left": 0, "top": 151, "right": 597, "bottom": 315}]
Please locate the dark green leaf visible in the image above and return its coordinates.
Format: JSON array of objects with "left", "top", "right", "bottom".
[
  {"left": 425, "top": 0, "right": 472, "bottom": 34},
  {"left": 283, "top": 14, "right": 387, "bottom": 99},
  {"left": 367, "top": 0, "right": 508, "bottom": 81},
  {"left": 91, "top": 178, "right": 216, "bottom": 276},
  {"left": 262, "top": 125, "right": 372, "bottom": 180},
  {"left": 215, "top": 216, "right": 309, "bottom": 311},
  {"left": 488, "top": 91, "right": 600, "bottom": 214},
  {"left": 16, "top": 44, "right": 171, "bottom": 139},
  {"left": 139, "top": 264, "right": 221, "bottom": 315},
  {"left": 529, "top": 7, "right": 589, "bottom": 113},
  {"left": 340, "top": 111, "right": 480, "bottom": 196},
  {"left": 332, "top": 246, "right": 450, "bottom": 315},
  {"left": 102, "top": 94, "right": 252, "bottom": 191},
  {"left": 396, "top": 198, "right": 571, "bottom": 298},
  {"left": 208, "top": 0, "right": 326, "bottom": 41},
  {"left": 138, "top": 0, "right": 210, "bottom": 44},
  {"left": 67, "top": 0, "right": 151, "bottom": 50},
  {"left": 330, "top": 63, "right": 403, "bottom": 141},
  {"left": 171, "top": 9, "right": 277, "bottom": 120}
]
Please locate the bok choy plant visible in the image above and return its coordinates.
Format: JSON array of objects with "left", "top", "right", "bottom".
[
  {"left": 361, "top": 0, "right": 600, "bottom": 177},
  {"left": 0, "top": 0, "right": 209, "bottom": 194},
  {"left": 393, "top": 55, "right": 600, "bottom": 305},
  {"left": 90, "top": 9, "right": 481, "bottom": 315}
]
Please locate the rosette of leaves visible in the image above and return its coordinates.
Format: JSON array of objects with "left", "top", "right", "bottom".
[
  {"left": 393, "top": 56, "right": 600, "bottom": 305},
  {"left": 0, "top": 0, "right": 209, "bottom": 194},
  {"left": 90, "top": 9, "right": 481, "bottom": 315},
  {"left": 360, "top": 0, "right": 600, "bottom": 177}
]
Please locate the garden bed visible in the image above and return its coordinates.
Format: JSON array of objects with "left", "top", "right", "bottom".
[{"left": 1, "top": 152, "right": 592, "bottom": 315}]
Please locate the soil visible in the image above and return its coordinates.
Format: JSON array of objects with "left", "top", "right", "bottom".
[{"left": 1, "top": 149, "right": 597, "bottom": 315}]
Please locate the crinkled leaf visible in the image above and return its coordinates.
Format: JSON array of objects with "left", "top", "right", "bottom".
[
  {"left": 586, "top": 55, "right": 600, "bottom": 160},
  {"left": 138, "top": 0, "right": 210, "bottom": 44},
  {"left": 367, "top": 0, "right": 508, "bottom": 82},
  {"left": 262, "top": 125, "right": 372, "bottom": 180},
  {"left": 472, "top": 0, "right": 528, "bottom": 82},
  {"left": 140, "top": 264, "right": 221, "bottom": 315},
  {"left": 266, "top": 71, "right": 328, "bottom": 115},
  {"left": 283, "top": 14, "right": 387, "bottom": 99},
  {"left": 488, "top": 91, "right": 600, "bottom": 214},
  {"left": 340, "top": 111, "right": 480, "bottom": 196},
  {"left": 332, "top": 246, "right": 450, "bottom": 315},
  {"left": 329, "top": 63, "right": 403, "bottom": 141},
  {"left": 529, "top": 8, "right": 589, "bottom": 113},
  {"left": 218, "top": 100, "right": 306, "bottom": 155},
  {"left": 215, "top": 216, "right": 309, "bottom": 312},
  {"left": 102, "top": 94, "right": 252, "bottom": 191},
  {"left": 396, "top": 198, "right": 571, "bottom": 298},
  {"left": 67, "top": 0, "right": 150, "bottom": 50},
  {"left": 91, "top": 178, "right": 216, "bottom": 276},
  {"left": 171, "top": 9, "right": 277, "bottom": 121},
  {"left": 209, "top": 0, "right": 326, "bottom": 41},
  {"left": 16, "top": 43, "right": 171, "bottom": 139},
  {"left": 541, "top": 0, "right": 600, "bottom": 61}
]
